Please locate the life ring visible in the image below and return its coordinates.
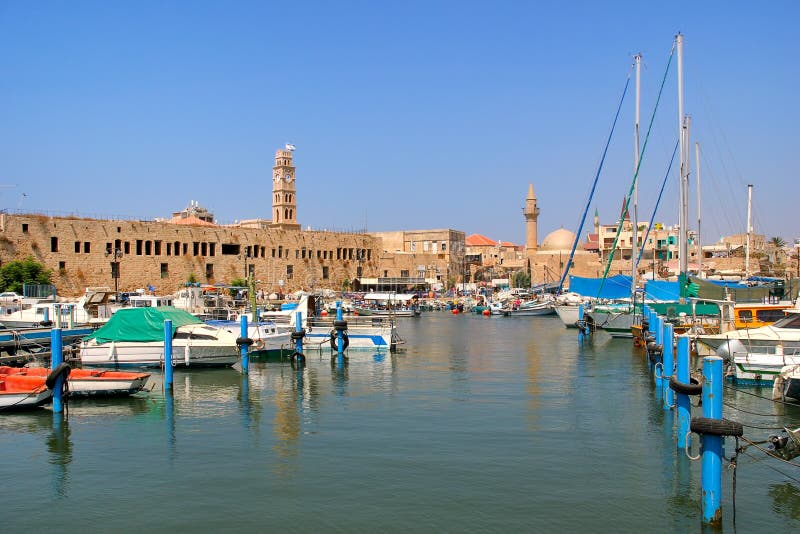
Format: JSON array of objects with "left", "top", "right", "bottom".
[
  {"left": 252, "top": 339, "right": 265, "bottom": 351},
  {"left": 690, "top": 416, "right": 743, "bottom": 437},
  {"left": 45, "top": 362, "right": 72, "bottom": 390}
]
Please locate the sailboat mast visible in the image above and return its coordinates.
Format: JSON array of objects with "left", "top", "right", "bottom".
[
  {"left": 676, "top": 33, "right": 690, "bottom": 300},
  {"left": 746, "top": 184, "right": 753, "bottom": 278},
  {"left": 632, "top": 53, "right": 641, "bottom": 293},
  {"left": 695, "top": 142, "right": 702, "bottom": 278}
]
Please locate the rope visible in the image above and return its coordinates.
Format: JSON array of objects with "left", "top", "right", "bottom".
[
  {"left": 636, "top": 139, "right": 679, "bottom": 267},
  {"left": 739, "top": 447, "right": 800, "bottom": 484},
  {"left": 723, "top": 400, "right": 786, "bottom": 419},
  {"left": 598, "top": 42, "right": 676, "bottom": 295},
  {"left": 740, "top": 436, "right": 800, "bottom": 469},
  {"left": 556, "top": 65, "right": 633, "bottom": 293},
  {"left": 724, "top": 383, "right": 800, "bottom": 408}
]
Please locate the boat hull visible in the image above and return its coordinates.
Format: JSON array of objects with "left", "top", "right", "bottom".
[{"left": 80, "top": 341, "right": 239, "bottom": 368}]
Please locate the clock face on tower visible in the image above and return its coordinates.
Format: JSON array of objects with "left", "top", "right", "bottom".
[{"left": 284, "top": 174, "right": 292, "bottom": 183}]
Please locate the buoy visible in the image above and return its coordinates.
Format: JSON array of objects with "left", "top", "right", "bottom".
[
  {"left": 482, "top": 309, "right": 490, "bottom": 316},
  {"left": 321, "top": 309, "right": 328, "bottom": 316},
  {"left": 452, "top": 309, "right": 459, "bottom": 315}
]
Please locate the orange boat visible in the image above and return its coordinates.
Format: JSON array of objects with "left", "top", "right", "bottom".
[
  {"left": 0, "top": 366, "right": 150, "bottom": 397},
  {"left": 0, "top": 374, "right": 51, "bottom": 411}
]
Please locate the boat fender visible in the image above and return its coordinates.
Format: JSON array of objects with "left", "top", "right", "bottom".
[
  {"left": 252, "top": 339, "right": 265, "bottom": 351},
  {"left": 290, "top": 351, "right": 306, "bottom": 366},
  {"left": 668, "top": 375, "right": 703, "bottom": 396},
  {"left": 329, "top": 330, "right": 350, "bottom": 352},
  {"left": 40, "top": 320, "right": 53, "bottom": 327},
  {"left": 690, "top": 416, "right": 744, "bottom": 437},
  {"left": 45, "top": 362, "right": 72, "bottom": 390},
  {"left": 290, "top": 329, "right": 306, "bottom": 341},
  {"left": 236, "top": 337, "right": 254, "bottom": 347}
]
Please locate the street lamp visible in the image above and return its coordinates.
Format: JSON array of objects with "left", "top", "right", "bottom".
[{"left": 105, "top": 247, "right": 123, "bottom": 302}]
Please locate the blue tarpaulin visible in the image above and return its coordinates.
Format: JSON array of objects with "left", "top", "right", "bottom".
[
  {"left": 643, "top": 280, "right": 679, "bottom": 301},
  {"left": 567, "top": 275, "right": 632, "bottom": 299}
]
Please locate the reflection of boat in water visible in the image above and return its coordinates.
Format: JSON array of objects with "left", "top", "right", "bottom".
[{"left": 80, "top": 307, "right": 239, "bottom": 368}]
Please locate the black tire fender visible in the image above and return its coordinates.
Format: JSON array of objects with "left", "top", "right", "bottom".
[
  {"left": 690, "top": 417, "right": 744, "bottom": 437},
  {"left": 45, "top": 362, "right": 71, "bottom": 390}
]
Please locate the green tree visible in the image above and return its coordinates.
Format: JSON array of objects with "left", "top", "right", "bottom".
[
  {"left": 513, "top": 270, "right": 531, "bottom": 288},
  {"left": 187, "top": 273, "right": 198, "bottom": 284},
  {"left": 230, "top": 278, "right": 247, "bottom": 296},
  {"left": 0, "top": 256, "right": 52, "bottom": 293},
  {"left": 770, "top": 236, "right": 787, "bottom": 248}
]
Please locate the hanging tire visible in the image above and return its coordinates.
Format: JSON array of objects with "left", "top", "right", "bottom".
[
  {"left": 669, "top": 375, "right": 703, "bottom": 396},
  {"left": 291, "top": 351, "right": 306, "bottom": 366},
  {"left": 45, "top": 362, "right": 72, "bottom": 390},
  {"left": 329, "top": 331, "right": 350, "bottom": 351},
  {"left": 690, "top": 417, "right": 743, "bottom": 437}
]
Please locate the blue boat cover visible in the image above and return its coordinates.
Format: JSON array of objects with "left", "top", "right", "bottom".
[
  {"left": 567, "top": 275, "right": 632, "bottom": 299},
  {"left": 643, "top": 280, "right": 680, "bottom": 301}
]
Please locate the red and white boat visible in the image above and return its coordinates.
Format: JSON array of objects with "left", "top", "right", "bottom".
[
  {"left": 0, "top": 366, "right": 151, "bottom": 397},
  {"left": 0, "top": 374, "right": 51, "bottom": 411}
]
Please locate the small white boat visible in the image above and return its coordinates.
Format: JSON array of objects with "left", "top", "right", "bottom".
[
  {"left": 0, "top": 365, "right": 150, "bottom": 396},
  {"left": 80, "top": 307, "right": 239, "bottom": 368}
]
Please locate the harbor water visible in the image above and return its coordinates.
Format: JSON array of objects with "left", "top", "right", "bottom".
[{"left": 2, "top": 313, "right": 800, "bottom": 531}]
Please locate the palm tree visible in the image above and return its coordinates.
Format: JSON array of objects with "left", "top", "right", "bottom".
[{"left": 770, "top": 236, "right": 787, "bottom": 248}]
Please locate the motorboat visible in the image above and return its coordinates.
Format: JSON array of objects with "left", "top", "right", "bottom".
[
  {"left": 80, "top": 307, "right": 240, "bottom": 368},
  {"left": 205, "top": 319, "right": 292, "bottom": 357},
  {"left": 0, "top": 365, "right": 151, "bottom": 396},
  {"left": 1, "top": 287, "right": 116, "bottom": 328}
]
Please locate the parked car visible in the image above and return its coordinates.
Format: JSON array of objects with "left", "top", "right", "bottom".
[{"left": 0, "top": 291, "right": 22, "bottom": 303}]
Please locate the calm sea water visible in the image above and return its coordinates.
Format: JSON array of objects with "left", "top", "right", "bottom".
[{"left": 2, "top": 313, "right": 800, "bottom": 532}]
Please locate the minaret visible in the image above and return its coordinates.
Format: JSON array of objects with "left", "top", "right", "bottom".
[
  {"left": 594, "top": 208, "right": 600, "bottom": 236},
  {"left": 524, "top": 183, "right": 540, "bottom": 257},
  {"left": 271, "top": 147, "right": 301, "bottom": 230}
]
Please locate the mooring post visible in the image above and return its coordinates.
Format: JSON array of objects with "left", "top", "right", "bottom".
[
  {"left": 67, "top": 304, "right": 75, "bottom": 329},
  {"left": 654, "top": 316, "right": 664, "bottom": 393},
  {"left": 295, "top": 311, "right": 303, "bottom": 353},
  {"left": 240, "top": 314, "right": 249, "bottom": 374},
  {"left": 578, "top": 304, "right": 584, "bottom": 342},
  {"left": 54, "top": 303, "right": 62, "bottom": 329},
  {"left": 336, "top": 301, "right": 344, "bottom": 362},
  {"left": 701, "top": 356, "right": 724, "bottom": 526},
  {"left": 676, "top": 335, "right": 691, "bottom": 449},
  {"left": 164, "top": 319, "right": 173, "bottom": 391},
  {"left": 43, "top": 307, "right": 50, "bottom": 324},
  {"left": 50, "top": 327, "right": 64, "bottom": 413},
  {"left": 662, "top": 322, "right": 674, "bottom": 410}
]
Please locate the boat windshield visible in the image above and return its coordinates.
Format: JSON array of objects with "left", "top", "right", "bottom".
[{"left": 772, "top": 313, "right": 800, "bottom": 329}]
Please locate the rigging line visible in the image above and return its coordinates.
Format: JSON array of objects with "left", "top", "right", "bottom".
[
  {"left": 739, "top": 449, "right": 800, "bottom": 484},
  {"left": 636, "top": 139, "right": 679, "bottom": 267},
  {"left": 556, "top": 65, "right": 633, "bottom": 293},
  {"left": 597, "top": 43, "right": 675, "bottom": 297},
  {"left": 740, "top": 436, "right": 800, "bottom": 470},
  {"left": 698, "top": 145, "right": 742, "bottom": 240},
  {"left": 723, "top": 400, "right": 786, "bottom": 418}
]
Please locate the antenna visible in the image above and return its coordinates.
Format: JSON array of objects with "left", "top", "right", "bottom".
[{"left": 17, "top": 192, "right": 26, "bottom": 210}]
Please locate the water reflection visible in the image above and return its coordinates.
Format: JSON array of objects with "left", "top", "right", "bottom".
[
  {"left": 769, "top": 482, "right": 800, "bottom": 521},
  {"left": 47, "top": 413, "right": 72, "bottom": 499}
]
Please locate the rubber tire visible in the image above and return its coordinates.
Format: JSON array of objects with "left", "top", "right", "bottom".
[
  {"left": 669, "top": 375, "right": 703, "bottom": 396},
  {"left": 290, "top": 329, "right": 306, "bottom": 340},
  {"left": 690, "top": 417, "right": 744, "bottom": 437},
  {"left": 329, "top": 331, "right": 350, "bottom": 352},
  {"left": 45, "top": 362, "right": 72, "bottom": 390},
  {"left": 291, "top": 351, "right": 306, "bottom": 366},
  {"left": 236, "top": 337, "right": 254, "bottom": 347},
  {"left": 333, "top": 320, "right": 348, "bottom": 330}
]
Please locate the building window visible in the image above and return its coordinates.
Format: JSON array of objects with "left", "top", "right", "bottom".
[
  {"left": 442, "top": 243, "right": 447, "bottom": 251},
  {"left": 322, "top": 266, "right": 329, "bottom": 279},
  {"left": 400, "top": 270, "right": 409, "bottom": 277},
  {"left": 356, "top": 266, "right": 363, "bottom": 278},
  {"left": 166, "top": 243, "right": 172, "bottom": 256},
  {"left": 50, "top": 237, "right": 59, "bottom": 252},
  {"left": 286, "top": 265, "right": 293, "bottom": 279},
  {"left": 136, "top": 240, "right": 143, "bottom": 255},
  {"left": 205, "top": 263, "right": 214, "bottom": 280},
  {"left": 74, "top": 241, "right": 81, "bottom": 253},
  {"left": 22, "top": 223, "right": 29, "bottom": 233},
  {"left": 161, "top": 263, "right": 169, "bottom": 278},
  {"left": 155, "top": 241, "right": 162, "bottom": 255},
  {"left": 84, "top": 242, "right": 91, "bottom": 253},
  {"left": 145, "top": 241, "right": 152, "bottom": 255},
  {"left": 58, "top": 261, "right": 66, "bottom": 272}
]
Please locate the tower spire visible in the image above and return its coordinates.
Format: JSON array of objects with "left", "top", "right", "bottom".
[{"left": 524, "top": 183, "right": 540, "bottom": 257}]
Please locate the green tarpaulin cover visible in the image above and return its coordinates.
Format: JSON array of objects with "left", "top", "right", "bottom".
[{"left": 85, "top": 306, "right": 202, "bottom": 344}]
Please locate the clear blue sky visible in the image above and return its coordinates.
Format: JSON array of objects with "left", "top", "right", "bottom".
[{"left": 1, "top": 1, "right": 797, "bottom": 246}]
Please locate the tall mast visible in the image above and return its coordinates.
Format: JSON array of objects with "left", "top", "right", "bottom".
[
  {"left": 695, "top": 142, "right": 702, "bottom": 278},
  {"left": 746, "top": 184, "right": 753, "bottom": 278},
  {"left": 676, "top": 33, "right": 690, "bottom": 301},
  {"left": 632, "top": 53, "right": 641, "bottom": 293}
]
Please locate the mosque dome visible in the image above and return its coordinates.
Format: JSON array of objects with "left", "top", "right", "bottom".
[{"left": 540, "top": 228, "right": 576, "bottom": 251}]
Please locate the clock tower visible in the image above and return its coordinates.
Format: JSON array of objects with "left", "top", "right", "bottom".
[
  {"left": 524, "top": 183, "right": 540, "bottom": 257},
  {"left": 271, "top": 147, "right": 301, "bottom": 230}
]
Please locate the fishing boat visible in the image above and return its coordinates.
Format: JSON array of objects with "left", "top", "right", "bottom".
[
  {"left": 0, "top": 365, "right": 150, "bottom": 396},
  {"left": 0, "top": 374, "right": 51, "bottom": 410},
  {"left": 773, "top": 364, "right": 800, "bottom": 401},
  {"left": 501, "top": 295, "right": 556, "bottom": 316},
  {"left": 353, "top": 293, "right": 419, "bottom": 317},
  {"left": 80, "top": 307, "right": 240, "bottom": 368}
]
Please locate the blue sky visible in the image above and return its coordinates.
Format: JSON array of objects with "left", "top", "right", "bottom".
[{"left": 1, "top": 1, "right": 797, "bottom": 246}]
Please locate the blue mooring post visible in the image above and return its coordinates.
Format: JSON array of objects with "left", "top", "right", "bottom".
[
  {"left": 577, "top": 304, "right": 584, "bottom": 342},
  {"left": 662, "top": 322, "right": 674, "bottom": 410},
  {"left": 654, "top": 316, "right": 664, "bottom": 393},
  {"left": 50, "top": 327, "right": 64, "bottom": 413},
  {"left": 164, "top": 319, "right": 173, "bottom": 391},
  {"left": 54, "top": 303, "right": 62, "bottom": 328},
  {"left": 294, "top": 312, "right": 303, "bottom": 353},
  {"left": 676, "top": 335, "right": 691, "bottom": 450},
  {"left": 240, "top": 314, "right": 249, "bottom": 374},
  {"left": 336, "top": 301, "right": 344, "bottom": 364},
  {"left": 701, "top": 356, "right": 724, "bottom": 526}
]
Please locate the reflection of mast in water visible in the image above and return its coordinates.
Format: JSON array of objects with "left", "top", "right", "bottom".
[
  {"left": 270, "top": 363, "right": 320, "bottom": 476},
  {"left": 47, "top": 413, "right": 72, "bottom": 499},
  {"left": 331, "top": 356, "right": 349, "bottom": 397}
]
